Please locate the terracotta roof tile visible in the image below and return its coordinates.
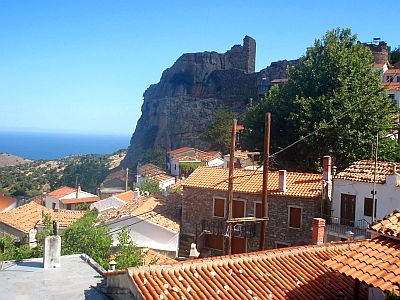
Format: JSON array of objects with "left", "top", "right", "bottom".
[
  {"left": 48, "top": 186, "right": 76, "bottom": 199},
  {"left": 384, "top": 69, "right": 400, "bottom": 75},
  {"left": 335, "top": 160, "right": 400, "bottom": 184},
  {"left": 59, "top": 196, "right": 100, "bottom": 205},
  {"left": 138, "top": 164, "right": 174, "bottom": 183},
  {"left": 325, "top": 236, "right": 400, "bottom": 295},
  {"left": 383, "top": 82, "right": 400, "bottom": 91},
  {"left": 370, "top": 210, "right": 400, "bottom": 237},
  {"left": 0, "top": 193, "right": 17, "bottom": 211},
  {"left": 127, "top": 242, "right": 367, "bottom": 300},
  {"left": 0, "top": 201, "right": 84, "bottom": 233},
  {"left": 167, "top": 147, "right": 193, "bottom": 155},
  {"left": 113, "top": 190, "right": 135, "bottom": 203},
  {"left": 173, "top": 155, "right": 199, "bottom": 162},
  {"left": 183, "top": 166, "right": 322, "bottom": 198}
]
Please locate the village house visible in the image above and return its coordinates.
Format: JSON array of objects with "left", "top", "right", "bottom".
[
  {"left": 136, "top": 163, "right": 175, "bottom": 190},
  {"left": 223, "top": 150, "right": 260, "bottom": 169},
  {"left": 44, "top": 186, "right": 100, "bottom": 210},
  {"left": 0, "top": 201, "right": 84, "bottom": 245},
  {"left": 325, "top": 210, "right": 400, "bottom": 299},
  {"left": 180, "top": 164, "right": 325, "bottom": 256},
  {"left": 0, "top": 193, "right": 17, "bottom": 212},
  {"left": 167, "top": 147, "right": 223, "bottom": 178},
  {"left": 325, "top": 160, "right": 400, "bottom": 241},
  {"left": 104, "top": 219, "right": 368, "bottom": 299},
  {"left": 90, "top": 189, "right": 139, "bottom": 213},
  {"left": 100, "top": 194, "right": 181, "bottom": 258},
  {"left": 99, "top": 168, "right": 132, "bottom": 199}
]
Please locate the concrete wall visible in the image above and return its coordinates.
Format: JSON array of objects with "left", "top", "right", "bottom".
[
  {"left": 332, "top": 177, "right": 400, "bottom": 226},
  {"left": 106, "top": 216, "right": 179, "bottom": 255},
  {"left": 182, "top": 187, "right": 321, "bottom": 250},
  {"left": 90, "top": 197, "right": 125, "bottom": 213}
]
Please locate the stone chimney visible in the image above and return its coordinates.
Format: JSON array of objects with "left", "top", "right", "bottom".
[
  {"left": 43, "top": 221, "right": 61, "bottom": 269},
  {"left": 323, "top": 156, "right": 332, "bottom": 182},
  {"left": 76, "top": 184, "right": 81, "bottom": 199},
  {"left": 311, "top": 218, "right": 326, "bottom": 245},
  {"left": 278, "top": 170, "right": 287, "bottom": 192}
]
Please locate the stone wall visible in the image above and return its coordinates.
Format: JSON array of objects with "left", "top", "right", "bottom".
[
  {"left": 364, "top": 41, "right": 390, "bottom": 65},
  {"left": 182, "top": 187, "right": 321, "bottom": 251}
]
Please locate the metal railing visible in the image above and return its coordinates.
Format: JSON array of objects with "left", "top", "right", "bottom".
[
  {"left": 321, "top": 214, "right": 371, "bottom": 238},
  {"left": 200, "top": 219, "right": 256, "bottom": 238}
]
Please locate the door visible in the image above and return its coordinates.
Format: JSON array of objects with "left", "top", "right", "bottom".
[
  {"left": 231, "top": 237, "right": 246, "bottom": 254},
  {"left": 232, "top": 200, "right": 245, "bottom": 218},
  {"left": 340, "top": 194, "right": 356, "bottom": 226},
  {"left": 231, "top": 200, "right": 246, "bottom": 254}
]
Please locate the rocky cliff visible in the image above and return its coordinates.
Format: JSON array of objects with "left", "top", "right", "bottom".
[{"left": 122, "top": 36, "right": 297, "bottom": 168}]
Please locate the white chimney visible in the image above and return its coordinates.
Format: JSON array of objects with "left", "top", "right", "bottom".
[
  {"left": 76, "top": 184, "right": 81, "bottom": 199},
  {"left": 189, "top": 243, "right": 200, "bottom": 259},
  {"left": 133, "top": 188, "right": 140, "bottom": 200},
  {"left": 43, "top": 222, "right": 61, "bottom": 269},
  {"left": 323, "top": 156, "right": 332, "bottom": 182},
  {"left": 278, "top": 170, "right": 287, "bottom": 192}
]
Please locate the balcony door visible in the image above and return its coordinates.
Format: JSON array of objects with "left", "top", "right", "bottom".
[
  {"left": 340, "top": 194, "right": 356, "bottom": 226},
  {"left": 232, "top": 200, "right": 246, "bottom": 254}
]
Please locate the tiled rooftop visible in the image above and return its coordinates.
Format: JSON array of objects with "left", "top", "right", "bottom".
[
  {"left": 384, "top": 68, "right": 400, "bottom": 75},
  {"left": 48, "top": 186, "right": 76, "bottom": 199},
  {"left": 383, "top": 82, "right": 400, "bottom": 91},
  {"left": 114, "top": 190, "right": 135, "bottom": 202},
  {"left": 167, "top": 147, "right": 193, "bottom": 155},
  {"left": 0, "top": 201, "right": 84, "bottom": 233},
  {"left": 335, "top": 160, "right": 400, "bottom": 184},
  {"left": 139, "top": 164, "right": 174, "bottom": 183},
  {"left": 60, "top": 196, "right": 100, "bottom": 204},
  {"left": 184, "top": 166, "right": 322, "bottom": 198},
  {"left": 370, "top": 210, "right": 400, "bottom": 237},
  {"left": 0, "top": 193, "right": 16, "bottom": 211},
  {"left": 224, "top": 150, "right": 258, "bottom": 159},
  {"left": 127, "top": 242, "right": 367, "bottom": 300},
  {"left": 325, "top": 236, "right": 400, "bottom": 295}
]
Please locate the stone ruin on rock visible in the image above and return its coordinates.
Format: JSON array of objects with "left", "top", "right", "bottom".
[{"left": 122, "top": 36, "right": 297, "bottom": 169}]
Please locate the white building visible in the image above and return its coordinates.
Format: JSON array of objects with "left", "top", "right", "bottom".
[
  {"left": 383, "top": 68, "right": 400, "bottom": 107},
  {"left": 326, "top": 160, "right": 400, "bottom": 241},
  {"left": 90, "top": 190, "right": 139, "bottom": 213},
  {"left": 44, "top": 186, "right": 99, "bottom": 210}
]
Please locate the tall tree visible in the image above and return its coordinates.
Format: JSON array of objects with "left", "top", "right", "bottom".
[{"left": 242, "top": 28, "right": 396, "bottom": 171}]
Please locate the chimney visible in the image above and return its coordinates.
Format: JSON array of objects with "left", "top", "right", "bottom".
[
  {"left": 189, "top": 243, "right": 200, "bottom": 259},
  {"left": 43, "top": 221, "right": 61, "bottom": 269},
  {"left": 76, "top": 184, "right": 81, "bottom": 199},
  {"left": 323, "top": 156, "right": 332, "bottom": 182},
  {"left": 133, "top": 188, "right": 140, "bottom": 200},
  {"left": 278, "top": 170, "right": 287, "bottom": 192},
  {"left": 311, "top": 218, "right": 326, "bottom": 245}
]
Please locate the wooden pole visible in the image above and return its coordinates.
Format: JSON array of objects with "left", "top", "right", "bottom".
[
  {"left": 372, "top": 133, "right": 378, "bottom": 223},
  {"left": 125, "top": 168, "right": 129, "bottom": 192},
  {"left": 259, "top": 112, "right": 271, "bottom": 251},
  {"left": 226, "top": 119, "right": 237, "bottom": 255}
]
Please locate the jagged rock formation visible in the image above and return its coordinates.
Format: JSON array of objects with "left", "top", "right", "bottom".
[{"left": 122, "top": 36, "right": 297, "bottom": 168}]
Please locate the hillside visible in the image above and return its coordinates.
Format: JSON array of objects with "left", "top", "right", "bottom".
[
  {"left": 0, "top": 153, "right": 31, "bottom": 167},
  {"left": 0, "top": 150, "right": 126, "bottom": 197}
]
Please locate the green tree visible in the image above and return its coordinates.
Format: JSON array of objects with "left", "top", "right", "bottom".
[
  {"left": 32, "top": 212, "right": 53, "bottom": 258},
  {"left": 390, "top": 46, "right": 400, "bottom": 66},
  {"left": 61, "top": 210, "right": 112, "bottom": 268},
  {"left": 242, "top": 28, "right": 397, "bottom": 171},
  {"left": 114, "top": 227, "right": 145, "bottom": 269},
  {"left": 201, "top": 109, "right": 237, "bottom": 153},
  {"left": 133, "top": 178, "right": 160, "bottom": 195},
  {"left": 0, "top": 235, "right": 33, "bottom": 261}
]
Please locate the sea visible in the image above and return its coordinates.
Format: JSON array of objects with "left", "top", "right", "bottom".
[{"left": 0, "top": 131, "right": 131, "bottom": 160}]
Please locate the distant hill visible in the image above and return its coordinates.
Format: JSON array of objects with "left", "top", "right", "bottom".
[{"left": 0, "top": 153, "right": 31, "bottom": 167}]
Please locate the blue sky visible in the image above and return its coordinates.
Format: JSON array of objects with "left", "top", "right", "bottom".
[{"left": 0, "top": 1, "right": 398, "bottom": 136}]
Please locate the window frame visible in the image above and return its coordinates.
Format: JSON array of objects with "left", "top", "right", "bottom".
[
  {"left": 364, "top": 197, "right": 377, "bottom": 218},
  {"left": 232, "top": 198, "right": 247, "bottom": 218},
  {"left": 288, "top": 205, "right": 302, "bottom": 229},
  {"left": 253, "top": 201, "right": 262, "bottom": 218},
  {"left": 213, "top": 197, "right": 226, "bottom": 218}
]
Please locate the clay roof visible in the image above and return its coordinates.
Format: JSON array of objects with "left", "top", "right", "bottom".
[
  {"left": 325, "top": 236, "right": 400, "bottom": 295},
  {"left": 225, "top": 150, "right": 258, "bottom": 159},
  {"left": 131, "top": 195, "right": 181, "bottom": 232},
  {"left": 138, "top": 164, "right": 174, "bottom": 183},
  {"left": 373, "top": 63, "right": 385, "bottom": 68},
  {"left": 184, "top": 167, "right": 322, "bottom": 198},
  {"left": 60, "top": 196, "right": 100, "bottom": 205},
  {"left": 99, "top": 196, "right": 147, "bottom": 221},
  {"left": 370, "top": 210, "right": 400, "bottom": 237},
  {"left": 383, "top": 82, "right": 400, "bottom": 91},
  {"left": 0, "top": 193, "right": 16, "bottom": 211},
  {"left": 384, "top": 68, "right": 400, "bottom": 75},
  {"left": 335, "top": 160, "right": 400, "bottom": 184},
  {"left": 114, "top": 190, "right": 135, "bottom": 203},
  {"left": 48, "top": 186, "right": 76, "bottom": 199},
  {"left": 143, "top": 249, "right": 177, "bottom": 266},
  {"left": 193, "top": 150, "right": 219, "bottom": 162},
  {"left": 0, "top": 201, "right": 84, "bottom": 233},
  {"left": 167, "top": 147, "right": 193, "bottom": 155},
  {"left": 173, "top": 155, "right": 199, "bottom": 162},
  {"left": 127, "top": 242, "right": 367, "bottom": 300}
]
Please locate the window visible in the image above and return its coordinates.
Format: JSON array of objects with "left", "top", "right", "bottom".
[
  {"left": 275, "top": 242, "right": 291, "bottom": 248},
  {"left": 52, "top": 202, "right": 56, "bottom": 209},
  {"left": 213, "top": 198, "right": 225, "bottom": 218},
  {"left": 66, "top": 204, "right": 72, "bottom": 210},
  {"left": 288, "top": 206, "right": 302, "bottom": 228},
  {"left": 254, "top": 202, "right": 262, "bottom": 218},
  {"left": 364, "top": 197, "right": 377, "bottom": 217}
]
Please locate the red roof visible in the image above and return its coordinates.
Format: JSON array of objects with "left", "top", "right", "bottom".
[
  {"left": 167, "top": 147, "right": 193, "bottom": 155},
  {"left": 184, "top": 166, "right": 322, "bottom": 198},
  {"left": 114, "top": 190, "right": 135, "bottom": 203},
  {"left": 127, "top": 242, "right": 367, "bottom": 300},
  {"left": 383, "top": 82, "right": 400, "bottom": 91},
  {"left": 48, "top": 186, "right": 76, "bottom": 199},
  {"left": 384, "top": 69, "right": 400, "bottom": 75},
  {"left": 0, "top": 193, "right": 16, "bottom": 211},
  {"left": 60, "top": 196, "right": 99, "bottom": 205},
  {"left": 370, "top": 210, "right": 400, "bottom": 237}
]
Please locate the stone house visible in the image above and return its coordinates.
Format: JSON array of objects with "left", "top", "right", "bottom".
[
  {"left": 0, "top": 201, "right": 84, "bottom": 245},
  {"left": 44, "top": 186, "right": 100, "bottom": 210},
  {"left": 326, "top": 160, "right": 400, "bottom": 241},
  {"left": 223, "top": 150, "right": 260, "bottom": 169},
  {"left": 180, "top": 166, "right": 323, "bottom": 255},
  {"left": 136, "top": 164, "right": 175, "bottom": 190}
]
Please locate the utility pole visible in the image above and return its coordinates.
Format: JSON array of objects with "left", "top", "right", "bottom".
[
  {"left": 259, "top": 112, "right": 271, "bottom": 251},
  {"left": 125, "top": 168, "right": 129, "bottom": 192},
  {"left": 226, "top": 118, "right": 237, "bottom": 255},
  {"left": 371, "top": 133, "right": 378, "bottom": 223}
]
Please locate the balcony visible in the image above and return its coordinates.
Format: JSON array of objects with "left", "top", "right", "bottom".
[
  {"left": 322, "top": 214, "right": 371, "bottom": 239},
  {"left": 199, "top": 219, "right": 256, "bottom": 238}
]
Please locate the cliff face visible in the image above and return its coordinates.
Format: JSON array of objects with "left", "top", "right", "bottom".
[{"left": 122, "top": 36, "right": 296, "bottom": 168}]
